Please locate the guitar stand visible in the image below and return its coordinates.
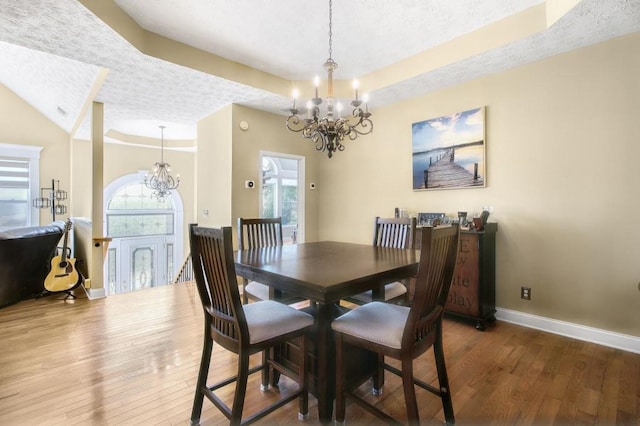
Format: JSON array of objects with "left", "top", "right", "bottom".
[{"left": 63, "top": 291, "right": 77, "bottom": 301}]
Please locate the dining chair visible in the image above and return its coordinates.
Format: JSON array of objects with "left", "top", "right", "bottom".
[
  {"left": 332, "top": 224, "right": 460, "bottom": 425},
  {"left": 237, "top": 217, "right": 304, "bottom": 305},
  {"left": 345, "top": 216, "right": 417, "bottom": 305},
  {"left": 189, "top": 224, "right": 313, "bottom": 426}
]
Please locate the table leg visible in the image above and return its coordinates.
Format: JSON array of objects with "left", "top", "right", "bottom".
[
  {"left": 315, "top": 302, "right": 334, "bottom": 423},
  {"left": 371, "top": 284, "right": 385, "bottom": 393}
]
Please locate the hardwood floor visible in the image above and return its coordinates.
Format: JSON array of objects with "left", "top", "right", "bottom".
[{"left": 0, "top": 283, "right": 637, "bottom": 425}]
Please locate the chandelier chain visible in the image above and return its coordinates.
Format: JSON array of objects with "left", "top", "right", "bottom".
[
  {"left": 160, "top": 125, "right": 165, "bottom": 163},
  {"left": 328, "top": 0, "right": 333, "bottom": 59}
]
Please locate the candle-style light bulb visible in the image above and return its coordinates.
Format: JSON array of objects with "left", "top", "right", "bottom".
[
  {"left": 292, "top": 88, "right": 299, "bottom": 109},
  {"left": 313, "top": 76, "right": 320, "bottom": 98},
  {"left": 362, "top": 93, "right": 370, "bottom": 112},
  {"left": 336, "top": 102, "right": 343, "bottom": 118},
  {"left": 352, "top": 79, "right": 360, "bottom": 101},
  {"left": 306, "top": 100, "right": 313, "bottom": 119}
]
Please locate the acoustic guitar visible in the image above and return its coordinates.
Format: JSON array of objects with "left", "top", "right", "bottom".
[{"left": 44, "top": 218, "right": 82, "bottom": 293}]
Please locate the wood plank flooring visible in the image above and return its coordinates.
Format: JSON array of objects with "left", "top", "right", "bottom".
[{"left": 0, "top": 283, "right": 637, "bottom": 425}]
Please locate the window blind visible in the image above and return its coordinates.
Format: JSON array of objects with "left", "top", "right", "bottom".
[{"left": 0, "top": 158, "right": 30, "bottom": 189}]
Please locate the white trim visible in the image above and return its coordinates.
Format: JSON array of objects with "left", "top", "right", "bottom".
[
  {"left": 0, "top": 143, "right": 43, "bottom": 157},
  {"left": 84, "top": 287, "right": 106, "bottom": 300},
  {"left": 496, "top": 307, "right": 640, "bottom": 354}
]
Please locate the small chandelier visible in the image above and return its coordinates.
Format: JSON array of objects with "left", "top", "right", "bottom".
[
  {"left": 285, "top": 0, "right": 373, "bottom": 158},
  {"left": 144, "top": 125, "right": 180, "bottom": 198}
]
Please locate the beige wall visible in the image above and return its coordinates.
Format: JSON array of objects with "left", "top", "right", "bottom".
[
  {"left": 318, "top": 32, "right": 640, "bottom": 337},
  {"left": 230, "top": 104, "right": 321, "bottom": 245},
  {"left": 197, "top": 104, "right": 233, "bottom": 229},
  {"left": 0, "top": 84, "right": 71, "bottom": 225}
]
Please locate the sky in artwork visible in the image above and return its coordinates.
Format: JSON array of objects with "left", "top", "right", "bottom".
[{"left": 412, "top": 107, "right": 484, "bottom": 153}]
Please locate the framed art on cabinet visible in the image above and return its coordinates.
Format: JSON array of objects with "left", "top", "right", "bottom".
[{"left": 412, "top": 106, "right": 485, "bottom": 190}]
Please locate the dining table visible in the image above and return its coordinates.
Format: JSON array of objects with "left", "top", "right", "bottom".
[{"left": 235, "top": 240, "right": 418, "bottom": 423}]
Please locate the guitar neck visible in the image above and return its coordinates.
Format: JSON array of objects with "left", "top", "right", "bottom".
[{"left": 61, "top": 220, "right": 71, "bottom": 262}]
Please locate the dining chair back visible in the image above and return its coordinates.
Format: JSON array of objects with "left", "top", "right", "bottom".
[
  {"left": 189, "top": 224, "right": 313, "bottom": 425},
  {"left": 237, "top": 217, "right": 303, "bottom": 304},
  {"left": 373, "top": 216, "right": 416, "bottom": 249},
  {"left": 346, "top": 216, "right": 417, "bottom": 305},
  {"left": 238, "top": 217, "right": 283, "bottom": 251},
  {"left": 332, "top": 224, "right": 460, "bottom": 425}
]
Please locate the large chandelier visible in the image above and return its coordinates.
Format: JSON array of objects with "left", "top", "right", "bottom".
[
  {"left": 144, "top": 125, "right": 180, "bottom": 198},
  {"left": 285, "top": 0, "right": 373, "bottom": 158}
]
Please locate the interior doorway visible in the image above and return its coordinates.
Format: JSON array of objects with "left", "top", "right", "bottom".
[{"left": 259, "top": 152, "right": 305, "bottom": 244}]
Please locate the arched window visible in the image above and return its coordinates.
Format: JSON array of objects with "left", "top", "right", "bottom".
[
  {"left": 104, "top": 172, "right": 183, "bottom": 295},
  {"left": 106, "top": 182, "right": 175, "bottom": 238}
]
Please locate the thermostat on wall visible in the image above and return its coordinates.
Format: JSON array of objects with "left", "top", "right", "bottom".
[{"left": 239, "top": 120, "right": 249, "bottom": 131}]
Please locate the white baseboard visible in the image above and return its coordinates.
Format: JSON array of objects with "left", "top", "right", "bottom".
[
  {"left": 83, "top": 287, "right": 106, "bottom": 300},
  {"left": 496, "top": 307, "right": 640, "bottom": 355}
]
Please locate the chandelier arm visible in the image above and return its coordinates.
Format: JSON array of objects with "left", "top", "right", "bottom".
[
  {"left": 349, "top": 119, "right": 373, "bottom": 137},
  {"left": 286, "top": 115, "right": 306, "bottom": 132},
  {"left": 311, "top": 133, "right": 326, "bottom": 153}
]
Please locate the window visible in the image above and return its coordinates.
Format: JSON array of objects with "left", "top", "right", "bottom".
[{"left": 0, "top": 143, "right": 41, "bottom": 231}]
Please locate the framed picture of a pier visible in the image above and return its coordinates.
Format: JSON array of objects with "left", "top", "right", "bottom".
[{"left": 412, "top": 106, "right": 486, "bottom": 190}]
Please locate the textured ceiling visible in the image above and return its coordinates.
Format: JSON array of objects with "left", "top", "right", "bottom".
[
  {"left": 0, "top": 0, "right": 639, "bottom": 143},
  {"left": 114, "top": 0, "right": 543, "bottom": 80}
]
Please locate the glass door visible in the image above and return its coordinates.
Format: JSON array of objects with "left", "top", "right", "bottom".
[
  {"left": 118, "top": 237, "right": 164, "bottom": 293},
  {"left": 260, "top": 152, "right": 304, "bottom": 244}
]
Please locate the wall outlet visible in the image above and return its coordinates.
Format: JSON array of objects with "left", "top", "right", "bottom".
[{"left": 521, "top": 286, "right": 531, "bottom": 300}]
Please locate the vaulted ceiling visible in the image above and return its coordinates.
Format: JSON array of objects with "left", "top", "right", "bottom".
[{"left": 0, "top": 0, "right": 639, "bottom": 145}]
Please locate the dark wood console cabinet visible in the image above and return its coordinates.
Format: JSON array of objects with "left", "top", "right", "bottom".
[{"left": 416, "top": 223, "right": 497, "bottom": 330}]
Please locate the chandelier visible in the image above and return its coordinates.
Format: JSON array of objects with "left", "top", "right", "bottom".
[
  {"left": 285, "top": 0, "right": 373, "bottom": 158},
  {"left": 144, "top": 125, "right": 180, "bottom": 198}
]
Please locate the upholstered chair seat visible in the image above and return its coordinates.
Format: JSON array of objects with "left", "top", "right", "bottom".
[{"left": 243, "top": 300, "right": 313, "bottom": 344}]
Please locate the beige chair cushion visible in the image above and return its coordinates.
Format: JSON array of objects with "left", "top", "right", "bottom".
[
  {"left": 331, "top": 301, "right": 409, "bottom": 350},
  {"left": 244, "top": 281, "right": 270, "bottom": 301},
  {"left": 348, "top": 281, "right": 407, "bottom": 304},
  {"left": 244, "top": 300, "right": 314, "bottom": 344}
]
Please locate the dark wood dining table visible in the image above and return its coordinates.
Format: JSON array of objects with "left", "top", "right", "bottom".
[{"left": 235, "top": 241, "right": 418, "bottom": 423}]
